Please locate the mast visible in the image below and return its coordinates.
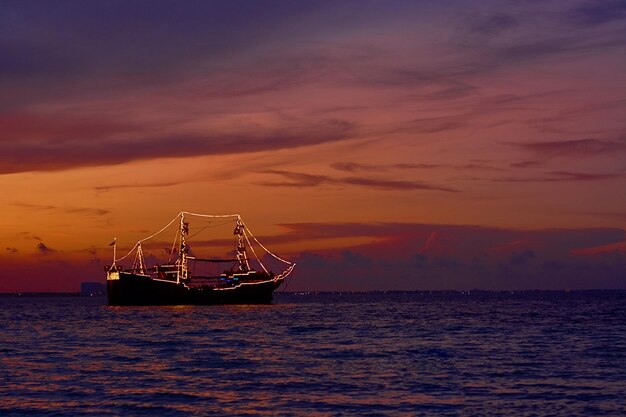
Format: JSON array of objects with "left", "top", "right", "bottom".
[
  {"left": 133, "top": 242, "right": 146, "bottom": 274},
  {"left": 234, "top": 216, "right": 250, "bottom": 272},
  {"left": 178, "top": 213, "right": 189, "bottom": 283},
  {"left": 111, "top": 238, "right": 117, "bottom": 268}
]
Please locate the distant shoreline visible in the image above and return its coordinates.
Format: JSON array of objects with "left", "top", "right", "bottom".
[
  {"left": 1, "top": 289, "right": 624, "bottom": 298},
  {"left": 0, "top": 292, "right": 97, "bottom": 297}
]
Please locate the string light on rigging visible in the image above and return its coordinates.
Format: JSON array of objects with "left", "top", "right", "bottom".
[{"left": 105, "top": 211, "right": 295, "bottom": 305}]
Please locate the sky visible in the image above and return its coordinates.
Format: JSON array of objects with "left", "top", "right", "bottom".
[{"left": 1, "top": 0, "right": 625, "bottom": 292}]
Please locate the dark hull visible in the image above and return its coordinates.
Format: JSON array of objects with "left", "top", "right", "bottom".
[{"left": 107, "top": 272, "right": 283, "bottom": 306}]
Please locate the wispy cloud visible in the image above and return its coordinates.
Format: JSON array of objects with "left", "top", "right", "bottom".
[
  {"left": 331, "top": 162, "right": 387, "bottom": 173},
  {"left": 330, "top": 161, "right": 503, "bottom": 173},
  {"left": 509, "top": 160, "right": 544, "bottom": 169},
  {"left": 259, "top": 169, "right": 459, "bottom": 192},
  {"left": 456, "top": 163, "right": 506, "bottom": 172},
  {"left": 493, "top": 170, "right": 623, "bottom": 183},
  {"left": 571, "top": 0, "right": 626, "bottom": 26},
  {"left": 0, "top": 119, "right": 355, "bottom": 175},
  {"left": 331, "top": 162, "right": 446, "bottom": 173},
  {"left": 452, "top": 1, "right": 626, "bottom": 84},
  {"left": 467, "top": 12, "right": 519, "bottom": 36},
  {"left": 505, "top": 138, "right": 626, "bottom": 158},
  {"left": 259, "top": 170, "right": 327, "bottom": 188},
  {"left": 36, "top": 242, "right": 55, "bottom": 255},
  {"left": 341, "top": 176, "right": 458, "bottom": 192},
  {"left": 13, "top": 202, "right": 109, "bottom": 216},
  {"left": 94, "top": 181, "right": 183, "bottom": 192},
  {"left": 410, "top": 115, "right": 468, "bottom": 134}
]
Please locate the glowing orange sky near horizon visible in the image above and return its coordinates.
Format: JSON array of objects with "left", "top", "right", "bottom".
[{"left": 1, "top": 1, "right": 625, "bottom": 291}]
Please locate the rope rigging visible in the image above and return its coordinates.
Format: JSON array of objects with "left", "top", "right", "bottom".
[
  {"left": 241, "top": 220, "right": 294, "bottom": 265},
  {"left": 111, "top": 211, "right": 295, "bottom": 282}
]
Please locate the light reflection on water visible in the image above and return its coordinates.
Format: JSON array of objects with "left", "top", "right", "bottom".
[{"left": 0, "top": 291, "right": 625, "bottom": 416}]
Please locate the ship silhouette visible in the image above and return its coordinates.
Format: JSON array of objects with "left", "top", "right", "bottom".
[{"left": 105, "top": 212, "right": 295, "bottom": 306}]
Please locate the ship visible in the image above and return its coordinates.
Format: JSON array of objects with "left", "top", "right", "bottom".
[{"left": 105, "top": 211, "right": 295, "bottom": 306}]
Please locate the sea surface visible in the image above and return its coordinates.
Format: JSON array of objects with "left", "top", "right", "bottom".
[{"left": 1, "top": 291, "right": 625, "bottom": 416}]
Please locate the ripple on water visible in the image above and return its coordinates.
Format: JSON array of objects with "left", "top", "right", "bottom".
[{"left": 0, "top": 291, "right": 625, "bottom": 416}]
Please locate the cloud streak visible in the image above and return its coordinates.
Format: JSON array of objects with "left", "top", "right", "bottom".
[
  {"left": 13, "top": 202, "right": 109, "bottom": 217},
  {"left": 331, "top": 162, "right": 446, "bottom": 172},
  {"left": 572, "top": 0, "right": 626, "bottom": 26},
  {"left": 331, "top": 161, "right": 505, "bottom": 173},
  {"left": 36, "top": 242, "right": 55, "bottom": 254},
  {"left": 259, "top": 170, "right": 459, "bottom": 192},
  {"left": 493, "top": 171, "right": 623, "bottom": 183},
  {"left": 509, "top": 160, "right": 544, "bottom": 169},
  {"left": 0, "top": 119, "right": 355, "bottom": 174},
  {"left": 506, "top": 138, "right": 626, "bottom": 158},
  {"left": 94, "top": 181, "right": 184, "bottom": 192}
]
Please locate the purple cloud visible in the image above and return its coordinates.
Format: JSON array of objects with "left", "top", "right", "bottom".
[
  {"left": 506, "top": 139, "right": 626, "bottom": 158},
  {"left": 468, "top": 13, "right": 519, "bottom": 36},
  {"left": 572, "top": 0, "right": 626, "bottom": 25},
  {"left": 331, "top": 162, "right": 446, "bottom": 173},
  {"left": 13, "top": 203, "right": 109, "bottom": 217},
  {"left": 0, "top": 119, "right": 354, "bottom": 174},
  {"left": 280, "top": 223, "right": 626, "bottom": 291},
  {"left": 410, "top": 116, "right": 468, "bottom": 133},
  {"left": 94, "top": 181, "right": 183, "bottom": 192},
  {"left": 259, "top": 170, "right": 459, "bottom": 192},
  {"left": 509, "top": 160, "right": 543, "bottom": 169},
  {"left": 36, "top": 242, "right": 55, "bottom": 254},
  {"left": 493, "top": 170, "right": 623, "bottom": 183}
]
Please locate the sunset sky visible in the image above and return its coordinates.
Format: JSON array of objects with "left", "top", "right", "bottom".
[{"left": 1, "top": 0, "right": 625, "bottom": 292}]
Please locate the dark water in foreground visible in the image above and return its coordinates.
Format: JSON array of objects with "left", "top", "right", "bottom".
[{"left": 1, "top": 291, "right": 625, "bottom": 416}]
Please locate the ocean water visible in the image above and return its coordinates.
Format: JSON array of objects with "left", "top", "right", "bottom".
[{"left": 1, "top": 291, "right": 625, "bottom": 416}]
